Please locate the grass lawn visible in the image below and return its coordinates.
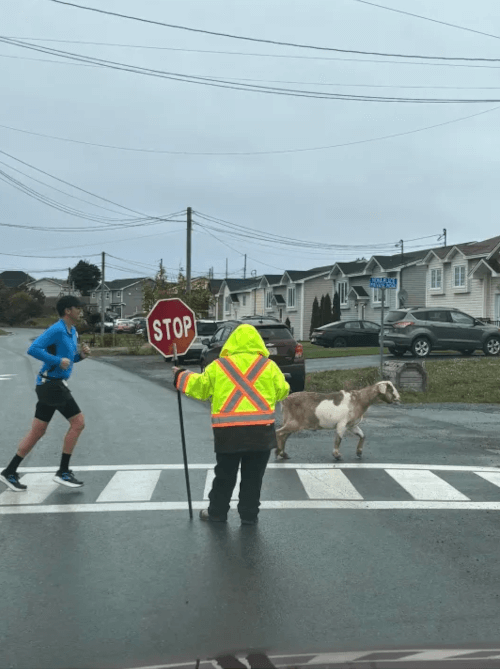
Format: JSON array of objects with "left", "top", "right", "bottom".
[
  {"left": 300, "top": 341, "right": 388, "bottom": 358},
  {"left": 0, "top": 328, "right": 9, "bottom": 335},
  {"left": 305, "top": 356, "right": 500, "bottom": 404}
]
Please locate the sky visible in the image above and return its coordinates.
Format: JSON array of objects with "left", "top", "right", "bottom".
[{"left": 2, "top": 0, "right": 500, "bottom": 283}]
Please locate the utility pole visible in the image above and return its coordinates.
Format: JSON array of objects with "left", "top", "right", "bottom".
[
  {"left": 100, "top": 252, "right": 105, "bottom": 337},
  {"left": 243, "top": 254, "right": 247, "bottom": 279},
  {"left": 443, "top": 228, "right": 447, "bottom": 247},
  {"left": 186, "top": 207, "right": 192, "bottom": 293}
]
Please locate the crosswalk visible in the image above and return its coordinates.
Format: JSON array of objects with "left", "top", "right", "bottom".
[{"left": 1, "top": 463, "right": 500, "bottom": 515}]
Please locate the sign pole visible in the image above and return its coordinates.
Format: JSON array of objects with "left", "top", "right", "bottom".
[
  {"left": 173, "top": 343, "right": 193, "bottom": 520},
  {"left": 380, "top": 287, "right": 385, "bottom": 380}
]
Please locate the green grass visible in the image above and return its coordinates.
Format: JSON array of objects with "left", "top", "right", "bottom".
[
  {"left": 305, "top": 357, "right": 500, "bottom": 404},
  {"left": 301, "top": 341, "right": 389, "bottom": 359},
  {"left": 0, "top": 328, "right": 9, "bottom": 335}
]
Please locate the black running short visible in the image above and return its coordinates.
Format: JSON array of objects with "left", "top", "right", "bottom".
[{"left": 35, "top": 381, "right": 82, "bottom": 423}]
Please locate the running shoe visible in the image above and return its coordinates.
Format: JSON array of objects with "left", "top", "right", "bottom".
[
  {"left": 53, "top": 470, "right": 84, "bottom": 488},
  {"left": 0, "top": 470, "right": 27, "bottom": 492}
]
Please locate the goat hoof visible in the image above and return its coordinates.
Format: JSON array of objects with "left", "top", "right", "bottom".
[{"left": 356, "top": 453, "right": 363, "bottom": 459}]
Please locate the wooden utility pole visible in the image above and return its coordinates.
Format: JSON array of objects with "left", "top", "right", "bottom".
[
  {"left": 186, "top": 207, "right": 192, "bottom": 293},
  {"left": 100, "top": 252, "right": 105, "bottom": 336},
  {"left": 244, "top": 254, "right": 247, "bottom": 279}
]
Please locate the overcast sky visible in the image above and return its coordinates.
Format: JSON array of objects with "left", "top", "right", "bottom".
[{"left": 2, "top": 0, "right": 500, "bottom": 283}]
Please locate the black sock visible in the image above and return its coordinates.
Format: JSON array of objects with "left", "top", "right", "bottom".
[
  {"left": 59, "top": 453, "right": 71, "bottom": 473},
  {"left": 4, "top": 454, "right": 24, "bottom": 474}
]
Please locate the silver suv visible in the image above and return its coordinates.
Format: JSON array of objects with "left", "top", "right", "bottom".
[{"left": 381, "top": 307, "right": 500, "bottom": 358}]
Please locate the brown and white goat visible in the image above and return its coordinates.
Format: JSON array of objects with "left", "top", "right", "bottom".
[{"left": 275, "top": 380, "right": 401, "bottom": 461}]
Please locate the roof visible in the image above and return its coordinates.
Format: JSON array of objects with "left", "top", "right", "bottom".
[
  {"left": 0, "top": 271, "right": 34, "bottom": 288},
  {"left": 273, "top": 294, "right": 286, "bottom": 305},
  {"left": 225, "top": 278, "right": 260, "bottom": 292},
  {"left": 348, "top": 285, "right": 369, "bottom": 298},
  {"left": 284, "top": 265, "right": 334, "bottom": 281},
  {"left": 208, "top": 279, "right": 224, "bottom": 295},
  {"left": 260, "top": 274, "right": 283, "bottom": 285},
  {"left": 369, "top": 249, "right": 429, "bottom": 270},
  {"left": 457, "top": 235, "right": 500, "bottom": 257},
  {"left": 104, "top": 278, "right": 149, "bottom": 290},
  {"left": 333, "top": 260, "right": 368, "bottom": 276},
  {"left": 28, "top": 277, "right": 69, "bottom": 287}
]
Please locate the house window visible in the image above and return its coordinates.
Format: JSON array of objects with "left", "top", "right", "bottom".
[
  {"left": 242, "top": 295, "right": 246, "bottom": 306},
  {"left": 91, "top": 292, "right": 96, "bottom": 298},
  {"left": 225, "top": 296, "right": 231, "bottom": 313},
  {"left": 372, "top": 287, "right": 388, "bottom": 305},
  {"left": 431, "top": 268, "right": 442, "bottom": 290},
  {"left": 287, "top": 286, "right": 296, "bottom": 309},
  {"left": 454, "top": 265, "right": 466, "bottom": 288},
  {"left": 338, "top": 281, "right": 348, "bottom": 306},
  {"left": 106, "top": 292, "right": 110, "bottom": 299},
  {"left": 266, "top": 290, "right": 273, "bottom": 309}
]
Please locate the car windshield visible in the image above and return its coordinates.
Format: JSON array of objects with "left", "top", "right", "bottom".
[
  {"left": 197, "top": 322, "right": 220, "bottom": 336},
  {"left": 255, "top": 326, "right": 294, "bottom": 340}
]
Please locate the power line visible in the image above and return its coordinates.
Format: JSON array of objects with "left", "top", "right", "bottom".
[
  {"left": 352, "top": 0, "right": 500, "bottom": 42},
  {"left": 5, "top": 38, "right": 500, "bottom": 69},
  {"left": 1, "top": 103, "right": 499, "bottom": 157},
  {"left": 4, "top": 37, "right": 500, "bottom": 104},
  {"left": 48, "top": 0, "right": 500, "bottom": 62}
]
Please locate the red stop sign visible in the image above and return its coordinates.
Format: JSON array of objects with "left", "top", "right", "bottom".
[{"left": 146, "top": 298, "right": 197, "bottom": 358}]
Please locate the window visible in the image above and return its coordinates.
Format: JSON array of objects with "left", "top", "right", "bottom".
[
  {"left": 344, "top": 321, "right": 361, "bottom": 330},
  {"left": 450, "top": 311, "right": 474, "bottom": 325},
  {"left": 287, "top": 285, "right": 296, "bottom": 309},
  {"left": 454, "top": 265, "right": 466, "bottom": 288},
  {"left": 266, "top": 290, "right": 273, "bottom": 309},
  {"left": 372, "top": 287, "right": 388, "bottom": 305},
  {"left": 225, "top": 296, "right": 231, "bottom": 313},
  {"left": 427, "top": 310, "right": 452, "bottom": 323},
  {"left": 105, "top": 292, "right": 110, "bottom": 299},
  {"left": 242, "top": 295, "right": 246, "bottom": 307},
  {"left": 91, "top": 292, "right": 96, "bottom": 298},
  {"left": 431, "top": 268, "right": 442, "bottom": 289},
  {"left": 338, "top": 281, "right": 348, "bottom": 306}
]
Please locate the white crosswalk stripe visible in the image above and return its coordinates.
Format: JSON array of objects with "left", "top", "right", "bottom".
[
  {"left": 385, "top": 469, "right": 470, "bottom": 501},
  {"left": 203, "top": 469, "right": 242, "bottom": 500},
  {"left": 0, "top": 474, "right": 59, "bottom": 505},
  {"left": 475, "top": 471, "right": 500, "bottom": 489},
  {"left": 297, "top": 469, "right": 363, "bottom": 499},
  {"left": 96, "top": 470, "right": 162, "bottom": 503}
]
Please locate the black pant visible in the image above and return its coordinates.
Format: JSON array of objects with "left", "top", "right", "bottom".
[{"left": 208, "top": 450, "right": 271, "bottom": 521}]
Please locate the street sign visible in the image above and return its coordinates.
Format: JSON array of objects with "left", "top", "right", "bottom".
[
  {"left": 370, "top": 277, "right": 398, "bottom": 289},
  {"left": 146, "top": 298, "right": 197, "bottom": 358}
]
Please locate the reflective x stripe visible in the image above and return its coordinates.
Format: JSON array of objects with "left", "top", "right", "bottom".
[
  {"left": 177, "top": 370, "right": 192, "bottom": 393},
  {"left": 217, "top": 357, "right": 271, "bottom": 412}
]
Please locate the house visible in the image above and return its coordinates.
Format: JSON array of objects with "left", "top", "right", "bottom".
[
  {"left": 0, "top": 271, "right": 34, "bottom": 289},
  {"left": 327, "top": 249, "right": 432, "bottom": 323},
  {"left": 418, "top": 235, "right": 500, "bottom": 323},
  {"left": 218, "top": 278, "right": 261, "bottom": 321},
  {"left": 25, "top": 277, "right": 79, "bottom": 299},
  {"left": 208, "top": 279, "right": 224, "bottom": 318},
  {"left": 90, "top": 277, "right": 155, "bottom": 318}
]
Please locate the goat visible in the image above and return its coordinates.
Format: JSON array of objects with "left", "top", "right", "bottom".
[{"left": 275, "top": 380, "right": 401, "bottom": 461}]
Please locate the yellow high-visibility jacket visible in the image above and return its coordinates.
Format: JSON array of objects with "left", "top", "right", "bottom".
[{"left": 175, "top": 324, "right": 290, "bottom": 428}]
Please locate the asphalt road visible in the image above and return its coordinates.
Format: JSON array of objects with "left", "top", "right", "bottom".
[{"left": 1, "top": 329, "right": 500, "bottom": 669}]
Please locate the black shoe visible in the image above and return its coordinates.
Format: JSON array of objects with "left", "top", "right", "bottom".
[
  {"left": 241, "top": 517, "right": 258, "bottom": 525},
  {"left": 0, "top": 470, "right": 27, "bottom": 492},
  {"left": 53, "top": 470, "right": 84, "bottom": 488}
]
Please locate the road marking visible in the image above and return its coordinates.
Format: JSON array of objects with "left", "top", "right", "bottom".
[
  {"left": 204, "top": 469, "right": 242, "bottom": 501},
  {"left": 16, "top": 463, "right": 500, "bottom": 473},
  {"left": 385, "top": 469, "right": 470, "bottom": 501},
  {"left": 1, "top": 500, "right": 500, "bottom": 515},
  {"left": 0, "top": 374, "right": 16, "bottom": 381},
  {"left": 0, "top": 474, "right": 59, "bottom": 505},
  {"left": 475, "top": 471, "right": 500, "bottom": 489},
  {"left": 297, "top": 469, "right": 363, "bottom": 499},
  {"left": 96, "top": 470, "right": 161, "bottom": 503}
]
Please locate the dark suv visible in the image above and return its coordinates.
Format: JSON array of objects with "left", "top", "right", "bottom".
[
  {"left": 381, "top": 307, "right": 500, "bottom": 358},
  {"left": 199, "top": 317, "right": 305, "bottom": 392}
]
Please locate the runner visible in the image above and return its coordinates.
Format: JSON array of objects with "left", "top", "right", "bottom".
[
  {"left": 173, "top": 323, "right": 290, "bottom": 525},
  {"left": 0, "top": 295, "right": 91, "bottom": 492}
]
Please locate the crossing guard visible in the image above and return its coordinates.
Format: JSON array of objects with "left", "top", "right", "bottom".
[{"left": 174, "top": 324, "right": 290, "bottom": 524}]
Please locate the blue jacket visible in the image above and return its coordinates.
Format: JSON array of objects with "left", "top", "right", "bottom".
[{"left": 28, "top": 320, "right": 83, "bottom": 386}]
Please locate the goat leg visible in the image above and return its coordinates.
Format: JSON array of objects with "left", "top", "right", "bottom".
[
  {"left": 332, "top": 432, "right": 343, "bottom": 461},
  {"left": 275, "top": 427, "right": 292, "bottom": 460}
]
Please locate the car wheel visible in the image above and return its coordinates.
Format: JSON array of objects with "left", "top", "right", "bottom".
[
  {"left": 460, "top": 349, "right": 474, "bottom": 356},
  {"left": 411, "top": 337, "right": 431, "bottom": 358},
  {"left": 289, "top": 376, "right": 305, "bottom": 393},
  {"left": 333, "top": 337, "right": 347, "bottom": 348},
  {"left": 484, "top": 336, "right": 500, "bottom": 356}
]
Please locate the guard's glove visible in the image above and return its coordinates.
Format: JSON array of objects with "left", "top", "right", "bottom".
[{"left": 173, "top": 367, "right": 186, "bottom": 388}]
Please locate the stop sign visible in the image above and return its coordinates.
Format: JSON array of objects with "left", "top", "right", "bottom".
[{"left": 146, "top": 298, "right": 197, "bottom": 358}]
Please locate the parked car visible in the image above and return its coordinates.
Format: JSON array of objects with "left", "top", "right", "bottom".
[
  {"left": 183, "top": 320, "right": 226, "bottom": 361},
  {"left": 199, "top": 316, "right": 305, "bottom": 392},
  {"left": 113, "top": 319, "right": 137, "bottom": 334},
  {"left": 381, "top": 306, "right": 500, "bottom": 358},
  {"left": 93, "top": 319, "right": 115, "bottom": 333},
  {"left": 310, "top": 320, "right": 381, "bottom": 348},
  {"left": 133, "top": 318, "right": 147, "bottom": 338}
]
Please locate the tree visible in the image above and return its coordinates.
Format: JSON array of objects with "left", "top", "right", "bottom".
[
  {"left": 4, "top": 292, "right": 43, "bottom": 325},
  {"left": 143, "top": 264, "right": 214, "bottom": 318},
  {"left": 322, "top": 293, "right": 332, "bottom": 326},
  {"left": 332, "top": 291, "right": 341, "bottom": 322},
  {"left": 309, "top": 296, "right": 321, "bottom": 337},
  {"left": 69, "top": 260, "right": 101, "bottom": 296}
]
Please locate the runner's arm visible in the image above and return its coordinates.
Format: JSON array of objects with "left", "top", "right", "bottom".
[{"left": 27, "top": 329, "right": 62, "bottom": 368}]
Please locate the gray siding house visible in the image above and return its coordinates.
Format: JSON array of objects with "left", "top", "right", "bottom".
[{"left": 90, "top": 277, "right": 154, "bottom": 317}]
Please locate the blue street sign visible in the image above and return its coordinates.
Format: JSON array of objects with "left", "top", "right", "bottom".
[{"left": 370, "top": 277, "right": 398, "bottom": 289}]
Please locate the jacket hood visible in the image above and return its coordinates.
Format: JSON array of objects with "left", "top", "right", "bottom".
[{"left": 220, "top": 324, "right": 269, "bottom": 358}]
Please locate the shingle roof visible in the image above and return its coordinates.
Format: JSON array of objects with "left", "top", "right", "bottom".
[
  {"left": 484, "top": 258, "right": 500, "bottom": 273},
  {"left": 285, "top": 265, "right": 334, "bottom": 281},
  {"left": 208, "top": 279, "right": 224, "bottom": 295},
  {"left": 105, "top": 278, "right": 149, "bottom": 290},
  {"left": 225, "top": 278, "right": 260, "bottom": 292},
  {"left": 371, "top": 249, "right": 430, "bottom": 270},
  {"left": 458, "top": 235, "right": 500, "bottom": 257},
  {"left": 0, "top": 271, "right": 34, "bottom": 288},
  {"left": 349, "top": 285, "right": 369, "bottom": 298},
  {"left": 261, "top": 274, "right": 283, "bottom": 285},
  {"left": 334, "top": 261, "right": 368, "bottom": 276}
]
